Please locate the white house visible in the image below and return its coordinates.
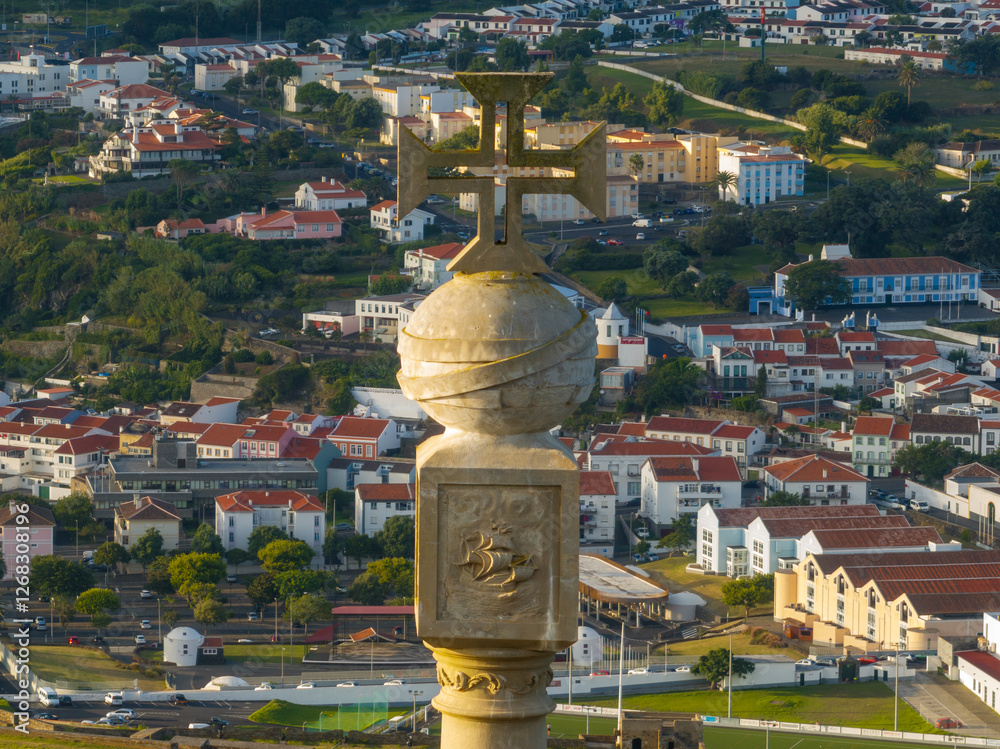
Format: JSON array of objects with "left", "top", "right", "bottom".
[
  {"left": 70, "top": 55, "right": 148, "bottom": 86},
  {"left": 214, "top": 490, "right": 326, "bottom": 559},
  {"left": 113, "top": 495, "right": 182, "bottom": 550},
  {"left": 643, "top": 416, "right": 765, "bottom": 476},
  {"left": 403, "top": 242, "right": 463, "bottom": 290},
  {"left": 355, "top": 293, "right": 427, "bottom": 343},
  {"left": 585, "top": 437, "right": 718, "bottom": 505},
  {"left": 370, "top": 200, "right": 435, "bottom": 243},
  {"left": 355, "top": 483, "right": 415, "bottom": 535},
  {"left": 640, "top": 456, "right": 743, "bottom": 527},
  {"left": 580, "top": 470, "right": 617, "bottom": 557},
  {"left": 89, "top": 120, "right": 220, "bottom": 179},
  {"left": 295, "top": 178, "right": 367, "bottom": 211},
  {"left": 717, "top": 143, "right": 807, "bottom": 206},
  {"left": 763, "top": 454, "right": 869, "bottom": 505},
  {"left": 955, "top": 612, "right": 1000, "bottom": 713},
  {"left": 0, "top": 54, "right": 70, "bottom": 105}
]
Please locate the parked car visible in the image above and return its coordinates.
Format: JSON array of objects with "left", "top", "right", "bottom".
[
  {"left": 795, "top": 658, "right": 817, "bottom": 666},
  {"left": 93, "top": 635, "right": 104, "bottom": 644},
  {"left": 384, "top": 679, "right": 405, "bottom": 685},
  {"left": 134, "top": 635, "right": 146, "bottom": 645},
  {"left": 637, "top": 528, "right": 649, "bottom": 537},
  {"left": 627, "top": 668, "right": 648, "bottom": 675},
  {"left": 335, "top": 522, "right": 352, "bottom": 531},
  {"left": 227, "top": 574, "right": 237, "bottom": 583},
  {"left": 936, "top": 717, "right": 963, "bottom": 729},
  {"left": 68, "top": 636, "right": 79, "bottom": 645},
  {"left": 188, "top": 723, "right": 211, "bottom": 730},
  {"left": 248, "top": 612, "right": 260, "bottom": 621},
  {"left": 34, "top": 713, "right": 56, "bottom": 720},
  {"left": 675, "top": 666, "right": 691, "bottom": 673},
  {"left": 170, "top": 694, "right": 187, "bottom": 705},
  {"left": 296, "top": 682, "right": 315, "bottom": 689},
  {"left": 337, "top": 681, "right": 357, "bottom": 687},
  {"left": 108, "top": 709, "right": 137, "bottom": 719},
  {"left": 589, "top": 670, "right": 610, "bottom": 676},
  {"left": 254, "top": 683, "right": 272, "bottom": 691},
  {"left": 238, "top": 638, "right": 252, "bottom": 644},
  {"left": 573, "top": 219, "right": 585, "bottom": 225},
  {"left": 104, "top": 692, "right": 123, "bottom": 706},
  {"left": 211, "top": 717, "right": 230, "bottom": 726},
  {"left": 59, "top": 696, "right": 72, "bottom": 707},
  {"left": 635, "top": 233, "right": 646, "bottom": 240},
  {"left": 139, "top": 590, "right": 152, "bottom": 599},
  {"left": 857, "top": 656, "right": 878, "bottom": 665},
  {"left": 241, "top": 108, "right": 258, "bottom": 115}
]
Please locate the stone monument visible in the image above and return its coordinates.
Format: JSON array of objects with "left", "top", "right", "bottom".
[{"left": 395, "top": 72, "right": 607, "bottom": 749}]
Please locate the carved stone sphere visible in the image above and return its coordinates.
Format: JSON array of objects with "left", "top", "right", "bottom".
[{"left": 397, "top": 271, "right": 597, "bottom": 435}]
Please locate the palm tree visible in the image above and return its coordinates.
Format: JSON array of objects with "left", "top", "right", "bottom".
[
  {"left": 857, "top": 107, "right": 888, "bottom": 142},
  {"left": 713, "top": 170, "right": 737, "bottom": 201},
  {"left": 628, "top": 153, "right": 645, "bottom": 177},
  {"left": 897, "top": 56, "right": 921, "bottom": 107}
]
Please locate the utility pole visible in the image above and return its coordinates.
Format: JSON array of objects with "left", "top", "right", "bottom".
[
  {"left": 728, "top": 632, "right": 733, "bottom": 718},
  {"left": 760, "top": 7, "right": 765, "bottom": 64},
  {"left": 256, "top": 0, "right": 261, "bottom": 45},
  {"left": 894, "top": 642, "right": 899, "bottom": 732}
]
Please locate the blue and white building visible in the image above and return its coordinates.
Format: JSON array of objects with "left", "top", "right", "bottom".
[
  {"left": 717, "top": 143, "right": 807, "bottom": 206},
  {"left": 756, "top": 255, "right": 981, "bottom": 317}
]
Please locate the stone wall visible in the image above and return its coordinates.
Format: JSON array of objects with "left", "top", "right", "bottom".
[
  {"left": 1, "top": 339, "right": 67, "bottom": 359},
  {"left": 190, "top": 374, "right": 256, "bottom": 403}
]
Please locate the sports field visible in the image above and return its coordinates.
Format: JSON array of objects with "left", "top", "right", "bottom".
[
  {"left": 548, "top": 713, "right": 619, "bottom": 737},
  {"left": 705, "top": 725, "right": 939, "bottom": 749}
]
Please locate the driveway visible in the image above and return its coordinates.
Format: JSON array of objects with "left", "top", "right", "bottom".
[{"left": 898, "top": 671, "right": 1000, "bottom": 737}]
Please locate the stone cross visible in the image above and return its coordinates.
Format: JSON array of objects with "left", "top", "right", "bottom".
[{"left": 397, "top": 71, "right": 607, "bottom": 275}]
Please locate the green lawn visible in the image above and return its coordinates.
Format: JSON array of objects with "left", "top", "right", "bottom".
[
  {"left": 250, "top": 699, "right": 407, "bottom": 730},
  {"left": 584, "top": 682, "right": 940, "bottom": 732},
  {"left": 703, "top": 244, "right": 771, "bottom": 283},
  {"left": 24, "top": 645, "right": 164, "bottom": 690},
  {"left": 704, "top": 726, "right": 942, "bottom": 749},
  {"left": 224, "top": 643, "right": 314, "bottom": 663},
  {"left": 820, "top": 144, "right": 967, "bottom": 190},
  {"left": 641, "top": 555, "right": 756, "bottom": 617},
  {"left": 547, "top": 713, "right": 619, "bottom": 737},
  {"left": 893, "top": 329, "right": 962, "bottom": 343},
  {"left": 656, "top": 631, "right": 794, "bottom": 660}
]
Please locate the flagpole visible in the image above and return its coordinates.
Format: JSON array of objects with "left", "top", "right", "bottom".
[{"left": 616, "top": 621, "right": 625, "bottom": 748}]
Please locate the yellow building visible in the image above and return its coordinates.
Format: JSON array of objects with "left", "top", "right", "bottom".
[{"left": 775, "top": 549, "right": 1000, "bottom": 653}]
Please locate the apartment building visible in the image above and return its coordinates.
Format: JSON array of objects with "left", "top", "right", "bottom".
[
  {"left": 370, "top": 200, "right": 436, "bottom": 243},
  {"left": 113, "top": 495, "right": 182, "bottom": 550},
  {"left": 355, "top": 483, "right": 415, "bottom": 535},
  {"left": 718, "top": 143, "right": 807, "bottom": 206},
  {"left": 585, "top": 437, "right": 717, "bottom": 505},
  {"left": 640, "top": 456, "right": 743, "bottom": 526},
  {"left": 763, "top": 454, "right": 869, "bottom": 505},
  {"left": 580, "top": 470, "right": 617, "bottom": 557},
  {"left": 88, "top": 120, "right": 221, "bottom": 179},
  {"left": 215, "top": 490, "right": 326, "bottom": 558}
]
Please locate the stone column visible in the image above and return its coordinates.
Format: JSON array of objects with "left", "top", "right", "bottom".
[{"left": 397, "top": 272, "right": 597, "bottom": 749}]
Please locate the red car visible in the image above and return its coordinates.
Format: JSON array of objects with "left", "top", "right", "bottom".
[
  {"left": 589, "top": 671, "right": 610, "bottom": 676},
  {"left": 606, "top": 239, "right": 624, "bottom": 246},
  {"left": 68, "top": 636, "right": 79, "bottom": 645},
  {"left": 857, "top": 656, "right": 878, "bottom": 665}
]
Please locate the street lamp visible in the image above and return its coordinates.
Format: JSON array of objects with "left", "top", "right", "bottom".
[
  {"left": 274, "top": 597, "right": 278, "bottom": 642},
  {"left": 281, "top": 646, "right": 286, "bottom": 685},
  {"left": 408, "top": 689, "right": 424, "bottom": 732}
]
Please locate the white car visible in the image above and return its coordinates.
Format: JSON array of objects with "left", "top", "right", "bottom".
[
  {"left": 796, "top": 658, "right": 816, "bottom": 666},
  {"left": 139, "top": 590, "right": 152, "bottom": 599},
  {"left": 254, "top": 683, "right": 272, "bottom": 691},
  {"left": 636, "top": 233, "right": 646, "bottom": 240},
  {"left": 238, "top": 638, "right": 252, "bottom": 644},
  {"left": 627, "top": 667, "right": 649, "bottom": 675},
  {"left": 632, "top": 213, "right": 644, "bottom": 220},
  {"left": 140, "top": 620, "right": 151, "bottom": 629},
  {"left": 296, "top": 682, "right": 315, "bottom": 689},
  {"left": 134, "top": 635, "right": 146, "bottom": 645},
  {"left": 675, "top": 666, "right": 691, "bottom": 673},
  {"left": 573, "top": 219, "right": 585, "bottom": 225},
  {"left": 188, "top": 723, "right": 211, "bottom": 730},
  {"left": 637, "top": 528, "right": 649, "bottom": 538},
  {"left": 384, "top": 679, "right": 405, "bottom": 685},
  {"left": 241, "top": 109, "right": 257, "bottom": 115},
  {"left": 108, "top": 709, "right": 136, "bottom": 719},
  {"left": 337, "top": 681, "right": 357, "bottom": 687}
]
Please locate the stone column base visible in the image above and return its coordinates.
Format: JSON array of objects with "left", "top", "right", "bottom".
[{"left": 429, "top": 645, "right": 555, "bottom": 749}]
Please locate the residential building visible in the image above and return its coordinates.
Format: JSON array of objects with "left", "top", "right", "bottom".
[
  {"left": 642, "top": 415, "right": 765, "bottom": 476},
  {"left": 157, "top": 37, "right": 243, "bottom": 55},
  {"left": 953, "top": 612, "right": 1000, "bottom": 713},
  {"left": 159, "top": 398, "right": 240, "bottom": 426},
  {"left": 370, "top": 200, "right": 435, "bottom": 243},
  {"left": 156, "top": 218, "right": 208, "bottom": 240},
  {"left": 0, "top": 54, "right": 70, "bottom": 104},
  {"left": 697, "top": 503, "right": 895, "bottom": 575},
  {"left": 0, "top": 500, "right": 54, "bottom": 581},
  {"left": 66, "top": 78, "right": 116, "bottom": 112},
  {"left": 936, "top": 139, "right": 1000, "bottom": 169},
  {"left": 301, "top": 301, "right": 361, "bottom": 339},
  {"left": 762, "top": 454, "right": 869, "bottom": 505},
  {"left": 88, "top": 120, "right": 221, "bottom": 179},
  {"left": 355, "top": 483, "right": 415, "bottom": 535},
  {"left": 640, "top": 456, "right": 743, "bottom": 526},
  {"left": 235, "top": 208, "right": 343, "bottom": 240},
  {"left": 911, "top": 412, "right": 980, "bottom": 452},
  {"left": 355, "top": 292, "right": 426, "bottom": 342},
  {"left": 196, "top": 423, "right": 296, "bottom": 460},
  {"left": 403, "top": 242, "right": 464, "bottom": 290},
  {"left": 585, "top": 437, "right": 718, "bottom": 505},
  {"left": 97, "top": 83, "right": 174, "bottom": 119},
  {"left": 327, "top": 457, "right": 415, "bottom": 492},
  {"left": 70, "top": 55, "right": 148, "bottom": 86},
  {"left": 580, "top": 470, "right": 617, "bottom": 557},
  {"left": 329, "top": 416, "right": 400, "bottom": 458},
  {"left": 294, "top": 178, "right": 367, "bottom": 211},
  {"left": 717, "top": 143, "right": 807, "bottom": 206},
  {"left": 215, "top": 490, "right": 325, "bottom": 558},
  {"left": 113, "top": 495, "right": 182, "bottom": 550},
  {"left": 772, "top": 255, "right": 980, "bottom": 316},
  {"left": 774, "top": 550, "right": 996, "bottom": 651},
  {"left": 851, "top": 416, "right": 911, "bottom": 478}
]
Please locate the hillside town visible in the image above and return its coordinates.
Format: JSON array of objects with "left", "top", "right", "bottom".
[{"left": 1, "top": 0, "right": 1000, "bottom": 745}]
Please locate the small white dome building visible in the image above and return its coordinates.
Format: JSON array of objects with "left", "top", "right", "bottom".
[
  {"left": 571, "top": 626, "right": 604, "bottom": 668},
  {"left": 162, "top": 627, "right": 204, "bottom": 667},
  {"left": 595, "top": 304, "right": 629, "bottom": 359},
  {"left": 204, "top": 675, "right": 251, "bottom": 690}
]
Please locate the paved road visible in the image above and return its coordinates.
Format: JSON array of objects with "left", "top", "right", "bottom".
[{"left": 898, "top": 671, "right": 1000, "bottom": 737}]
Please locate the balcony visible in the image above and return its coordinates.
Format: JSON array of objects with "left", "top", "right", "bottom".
[
  {"left": 677, "top": 485, "right": 722, "bottom": 497},
  {"left": 803, "top": 491, "right": 849, "bottom": 500}
]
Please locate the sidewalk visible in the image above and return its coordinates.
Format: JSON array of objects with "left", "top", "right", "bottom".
[{"left": 898, "top": 671, "right": 1000, "bottom": 737}]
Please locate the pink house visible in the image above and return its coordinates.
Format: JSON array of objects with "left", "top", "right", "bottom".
[
  {"left": 224, "top": 208, "right": 343, "bottom": 240},
  {"left": 196, "top": 423, "right": 297, "bottom": 459},
  {"left": 156, "top": 218, "right": 210, "bottom": 239},
  {"left": 0, "top": 500, "right": 55, "bottom": 580}
]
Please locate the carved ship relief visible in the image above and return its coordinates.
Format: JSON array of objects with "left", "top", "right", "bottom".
[{"left": 457, "top": 522, "right": 536, "bottom": 600}]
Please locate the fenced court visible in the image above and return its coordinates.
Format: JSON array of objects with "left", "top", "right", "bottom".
[
  {"left": 303, "top": 700, "right": 390, "bottom": 732},
  {"left": 704, "top": 724, "right": 995, "bottom": 749}
]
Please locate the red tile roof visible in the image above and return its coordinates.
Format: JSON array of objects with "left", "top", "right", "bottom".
[
  {"left": 590, "top": 440, "right": 716, "bottom": 457},
  {"left": 215, "top": 490, "right": 323, "bottom": 512},
  {"left": 645, "top": 416, "right": 725, "bottom": 435},
  {"left": 733, "top": 328, "right": 773, "bottom": 341},
  {"left": 764, "top": 454, "right": 867, "bottom": 483},
  {"left": 712, "top": 504, "right": 880, "bottom": 528},
  {"left": 713, "top": 424, "right": 758, "bottom": 439},
  {"left": 54, "top": 434, "right": 119, "bottom": 455},
  {"left": 853, "top": 416, "right": 895, "bottom": 436},
  {"left": 902, "top": 353, "right": 942, "bottom": 367},
  {"left": 580, "top": 470, "right": 617, "bottom": 496},
  {"left": 198, "top": 423, "right": 293, "bottom": 445},
  {"left": 700, "top": 325, "right": 733, "bottom": 336},
  {"left": 774, "top": 329, "right": 806, "bottom": 343},
  {"left": 331, "top": 416, "right": 390, "bottom": 440},
  {"left": 355, "top": 483, "right": 415, "bottom": 501},
  {"left": 371, "top": 200, "right": 397, "bottom": 212},
  {"left": 957, "top": 651, "right": 1000, "bottom": 683},
  {"left": 837, "top": 331, "right": 876, "bottom": 342},
  {"left": 878, "top": 340, "right": 938, "bottom": 357},
  {"left": 808, "top": 526, "right": 941, "bottom": 549},
  {"left": 409, "top": 242, "right": 463, "bottom": 260},
  {"left": 645, "top": 456, "right": 742, "bottom": 483}
]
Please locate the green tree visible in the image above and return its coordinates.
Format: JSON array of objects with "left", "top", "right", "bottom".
[
  {"left": 563, "top": 55, "right": 588, "bottom": 99},
  {"left": 51, "top": 492, "right": 94, "bottom": 528},
  {"left": 258, "top": 539, "right": 315, "bottom": 573},
  {"left": 284, "top": 17, "right": 325, "bottom": 47},
  {"left": 783, "top": 259, "right": 851, "bottom": 310},
  {"left": 225, "top": 547, "right": 251, "bottom": 572},
  {"left": 596, "top": 276, "right": 628, "bottom": 303},
  {"left": 894, "top": 142, "right": 935, "bottom": 186},
  {"left": 692, "top": 648, "right": 756, "bottom": 690},
  {"left": 666, "top": 271, "right": 698, "bottom": 298},
  {"left": 276, "top": 569, "right": 332, "bottom": 600},
  {"left": 94, "top": 541, "right": 131, "bottom": 570},
  {"left": 366, "top": 557, "right": 415, "bottom": 599},
  {"left": 643, "top": 246, "right": 688, "bottom": 289},
  {"left": 193, "top": 598, "right": 229, "bottom": 631},
  {"left": 495, "top": 37, "right": 530, "bottom": 71},
  {"left": 348, "top": 571, "right": 389, "bottom": 605},
  {"left": 755, "top": 364, "right": 768, "bottom": 397},
  {"left": 345, "top": 534, "right": 379, "bottom": 569},
  {"left": 168, "top": 553, "right": 226, "bottom": 603},
  {"left": 285, "top": 593, "right": 330, "bottom": 636},
  {"left": 130, "top": 528, "right": 164, "bottom": 575},
  {"left": 630, "top": 358, "right": 704, "bottom": 415},
  {"left": 893, "top": 442, "right": 972, "bottom": 485},
  {"left": 629, "top": 153, "right": 645, "bottom": 177},
  {"left": 897, "top": 55, "right": 920, "bottom": 107},
  {"left": 146, "top": 556, "right": 175, "bottom": 595},
  {"left": 752, "top": 209, "right": 800, "bottom": 263},
  {"left": 760, "top": 490, "right": 808, "bottom": 507},
  {"left": 168, "top": 158, "right": 199, "bottom": 208},
  {"left": 246, "top": 572, "right": 280, "bottom": 610},
  {"left": 696, "top": 272, "right": 736, "bottom": 307},
  {"left": 721, "top": 573, "right": 774, "bottom": 620},
  {"left": 248, "top": 525, "right": 289, "bottom": 560},
  {"left": 347, "top": 97, "right": 384, "bottom": 131},
  {"left": 191, "top": 523, "right": 224, "bottom": 554},
  {"left": 972, "top": 158, "right": 994, "bottom": 183},
  {"left": 30, "top": 556, "right": 94, "bottom": 599},
  {"left": 643, "top": 80, "right": 684, "bottom": 129},
  {"left": 374, "top": 516, "right": 415, "bottom": 559},
  {"left": 75, "top": 588, "right": 121, "bottom": 623},
  {"left": 323, "top": 528, "right": 342, "bottom": 565},
  {"left": 795, "top": 103, "right": 848, "bottom": 164},
  {"left": 713, "top": 170, "right": 737, "bottom": 201},
  {"left": 857, "top": 106, "right": 888, "bottom": 142},
  {"left": 295, "top": 81, "right": 337, "bottom": 110}
]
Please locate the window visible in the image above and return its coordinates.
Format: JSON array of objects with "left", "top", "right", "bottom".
[{"left": 627, "top": 481, "right": 640, "bottom": 495}]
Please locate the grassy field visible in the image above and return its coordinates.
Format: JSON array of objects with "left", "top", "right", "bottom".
[
  {"left": 548, "top": 713, "right": 619, "bottom": 737},
  {"left": 25, "top": 646, "right": 164, "bottom": 690},
  {"left": 656, "top": 631, "right": 795, "bottom": 660},
  {"left": 584, "top": 682, "right": 939, "bottom": 732},
  {"left": 640, "top": 555, "right": 768, "bottom": 617},
  {"left": 704, "top": 725, "right": 942, "bottom": 749},
  {"left": 893, "top": 329, "right": 963, "bottom": 343},
  {"left": 224, "top": 644, "right": 315, "bottom": 664},
  {"left": 249, "top": 699, "right": 407, "bottom": 730}
]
